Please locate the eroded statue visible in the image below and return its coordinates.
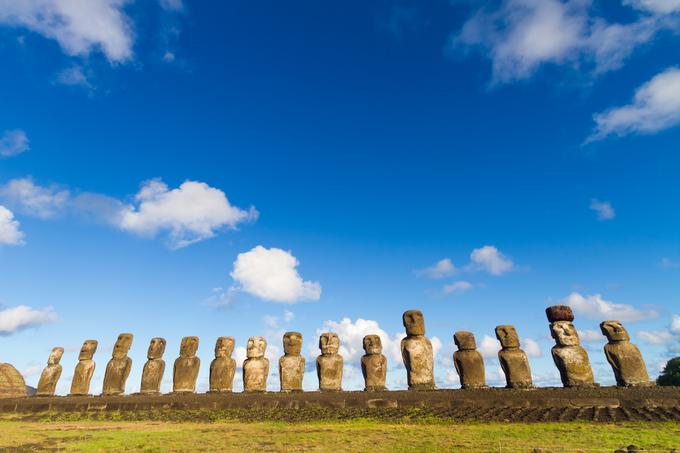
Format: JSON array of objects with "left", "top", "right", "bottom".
[
  {"left": 400, "top": 310, "right": 435, "bottom": 390},
  {"left": 601, "top": 320, "right": 652, "bottom": 387},
  {"left": 140, "top": 337, "right": 166, "bottom": 395},
  {"left": 453, "top": 331, "right": 486, "bottom": 389},
  {"left": 102, "top": 333, "right": 133, "bottom": 395},
  {"left": 36, "top": 347, "right": 64, "bottom": 396},
  {"left": 173, "top": 336, "right": 200, "bottom": 393},
  {"left": 279, "top": 332, "right": 305, "bottom": 392},
  {"left": 243, "top": 336, "right": 269, "bottom": 392},
  {"left": 317, "top": 332, "right": 343, "bottom": 391},
  {"left": 495, "top": 325, "right": 533, "bottom": 389},
  {"left": 361, "top": 334, "right": 387, "bottom": 391},
  {"left": 546, "top": 305, "right": 595, "bottom": 387},
  {"left": 70, "top": 340, "right": 98, "bottom": 396},
  {"left": 210, "top": 336, "right": 236, "bottom": 393}
]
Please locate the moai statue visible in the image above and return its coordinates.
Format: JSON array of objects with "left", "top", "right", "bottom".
[
  {"left": 209, "top": 336, "right": 236, "bottom": 393},
  {"left": 70, "top": 340, "right": 98, "bottom": 396},
  {"left": 546, "top": 305, "right": 595, "bottom": 388},
  {"left": 361, "top": 335, "right": 387, "bottom": 391},
  {"left": 317, "top": 333, "right": 343, "bottom": 391},
  {"left": 279, "top": 332, "right": 305, "bottom": 392},
  {"left": 173, "top": 336, "right": 200, "bottom": 393},
  {"left": 400, "top": 310, "right": 435, "bottom": 390},
  {"left": 243, "top": 336, "right": 269, "bottom": 392},
  {"left": 36, "top": 347, "right": 64, "bottom": 396},
  {"left": 600, "top": 320, "right": 652, "bottom": 387},
  {"left": 495, "top": 325, "right": 533, "bottom": 389},
  {"left": 102, "top": 333, "right": 134, "bottom": 395},
  {"left": 453, "top": 331, "right": 486, "bottom": 389},
  {"left": 140, "top": 337, "right": 166, "bottom": 395}
]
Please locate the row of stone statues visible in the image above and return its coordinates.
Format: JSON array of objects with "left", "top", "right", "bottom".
[{"left": 34, "top": 306, "right": 652, "bottom": 396}]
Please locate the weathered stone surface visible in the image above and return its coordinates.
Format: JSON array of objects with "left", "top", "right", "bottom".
[
  {"left": 495, "top": 325, "right": 533, "bottom": 389},
  {"left": 453, "top": 331, "right": 486, "bottom": 389},
  {"left": 243, "top": 336, "right": 269, "bottom": 392},
  {"left": 279, "top": 332, "right": 304, "bottom": 392},
  {"left": 317, "top": 333, "right": 343, "bottom": 392},
  {"left": 140, "top": 338, "right": 166, "bottom": 395},
  {"left": 69, "top": 340, "right": 98, "bottom": 396},
  {"left": 210, "top": 337, "right": 236, "bottom": 393},
  {"left": 361, "top": 335, "right": 387, "bottom": 391},
  {"left": 400, "top": 310, "right": 435, "bottom": 390},
  {"left": 546, "top": 306, "right": 595, "bottom": 388},
  {"left": 0, "top": 363, "right": 27, "bottom": 398},
  {"left": 601, "top": 321, "right": 652, "bottom": 387},
  {"left": 102, "top": 333, "right": 133, "bottom": 396},
  {"left": 36, "top": 347, "right": 64, "bottom": 397},
  {"left": 173, "top": 336, "right": 200, "bottom": 393}
]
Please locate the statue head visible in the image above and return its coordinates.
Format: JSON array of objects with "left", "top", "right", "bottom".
[
  {"left": 550, "top": 321, "right": 580, "bottom": 346},
  {"left": 247, "top": 336, "right": 267, "bottom": 359},
  {"left": 495, "top": 325, "right": 520, "bottom": 349},
  {"left": 79, "top": 340, "right": 98, "bottom": 361},
  {"left": 47, "top": 347, "right": 64, "bottom": 366},
  {"left": 283, "top": 332, "right": 303, "bottom": 355},
  {"left": 214, "top": 336, "right": 235, "bottom": 358},
  {"left": 600, "top": 320, "right": 630, "bottom": 342},
  {"left": 112, "top": 333, "right": 133, "bottom": 359},
  {"left": 319, "top": 332, "right": 340, "bottom": 355},
  {"left": 180, "top": 336, "right": 199, "bottom": 358},
  {"left": 454, "top": 331, "right": 477, "bottom": 351},
  {"left": 402, "top": 310, "right": 425, "bottom": 336},
  {"left": 147, "top": 337, "right": 166, "bottom": 360},
  {"left": 363, "top": 335, "right": 382, "bottom": 355}
]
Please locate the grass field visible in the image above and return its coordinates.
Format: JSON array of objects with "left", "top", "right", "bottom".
[{"left": 0, "top": 416, "right": 677, "bottom": 452}]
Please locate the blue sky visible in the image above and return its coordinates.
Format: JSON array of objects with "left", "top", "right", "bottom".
[{"left": 0, "top": 0, "right": 679, "bottom": 394}]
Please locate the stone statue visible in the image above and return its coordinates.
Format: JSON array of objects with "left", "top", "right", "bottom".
[
  {"left": 495, "top": 325, "right": 533, "bottom": 389},
  {"left": 173, "top": 336, "right": 200, "bottom": 393},
  {"left": 209, "top": 336, "right": 236, "bottom": 393},
  {"left": 546, "top": 305, "right": 595, "bottom": 387},
  {"left": 453, "top": 331, "right": 486, "bottom": 389},
  {"left": 70, "top": 340, "right": 98, "bottom": 396},
  {"left": 140, "top": 337, "right": 166, "bottom": 395},
  {"left": 361, "top": 334, "right": 387, "bottom": 391},
  {"left": 279, "top": 332, "right": 305, "bottom": 392},
  {"left": 400, "top": 310, "right": 435, "bottom": 390},
  {"left": 36, "top": 347, "right": 64, "bottom": 396},
  {"left": 243, "top": 336, "right": 269, "bottom": 392},
  {"left": 102, "top": 333, "right": 133, "bottom": 396},
  {"left": 317, "top": 332, "right": 343, "bottom": 391},
  {"left": 0, "top": 363, "right": 27, "bottom": 398},
  {"left": 601, "top": 320, "right": 652, "bottom": 387}
]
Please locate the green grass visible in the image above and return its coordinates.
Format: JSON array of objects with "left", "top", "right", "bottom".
[{"left": 0, "top": 416, "right": 677, "bottom": 452}]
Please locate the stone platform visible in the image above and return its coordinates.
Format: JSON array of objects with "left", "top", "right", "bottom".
[{"left": 1, "top": 386, "right": 678, "bottom": 422}]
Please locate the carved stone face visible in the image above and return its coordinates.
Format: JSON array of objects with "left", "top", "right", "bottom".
[
  {"left": 215, "top": 336, "right": 235, "bottom": 358},
  {"left": 550, "top": 321, "right": 580, "bottom": 347},
  {"left": 48, "top": 347, "right": 64, "bottom": 365},
  {"left": 147, "top": 337, "right": 166, "bottom": 359},
  {"left": 79, "top": 340, "right": 98, "bottom": 360},
  {"left": 247, "top": 336, "right": 266, "bottom": 359},
  {"left": 495, "top": 325, "right": 520, "bottom": 349},
  {"left": 112, "top": 333, "right": 133, "bottom": 359},
  {"left": 454, "top": 331, "right": 477, "bottom": 350},
  {"left": 283, "top": 332, "right": 303, "bottom": 355},
  {"left": 180, "top": 336, "right": 199, "bottom": 358},
  {"left": 600, "top": 320, "right": 630, "bottom": 342},
  {"left": 363, "top": 335, "right": 382, "bottom": 355},
  {"left": 319, "top": 333, "right": 340, "bottom": 355},
  {"left": 403, "top": 310, "right": 425, "bottom": 336}
]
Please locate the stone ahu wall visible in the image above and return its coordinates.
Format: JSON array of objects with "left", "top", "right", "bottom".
[{"left": 0, "top": 306, "right": 666, "bottom": 402}]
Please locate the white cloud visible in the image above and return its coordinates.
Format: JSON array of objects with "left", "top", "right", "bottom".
[
  {"left": 55, "top": 65, "right": 93, "bottom": 90},
  {"left": 469, "top": 245, "right": 514, "bottom": 275},
  {"left": 478, "top": 334, "right": 501, "bottom": 358},
  {"left": 0, "top": 178, "right": 70, "bottom": 219},
  {"left": 22, "top": 365, "right": 41, "bottom": 377},
  {"left": 263, "top": 315, "right": 278, "bottom": 329},
  {"left": 0, "top": 206, "right": 25, "bottom": 246},
  {"left": 443, "top": 281, "right": 473, "bottom": 295},
  {"left": 578, "top": 328, "right": 604, "bottom": 343},
  {"left": 0, "top": 0, "right": 134, "bottom": 63},
  {"left": 283, "top": 310, "right": 295, "bottom": 323},
  {"left": 119, "top": 179, "right": 258, "bottom": 249},
  {"left": 231, "top": 246, "right": 321, "bottom": 304},
  {"left": 417, "top": 258, "right": 456, "bottom": 279},
  {"left": 590, "top": 199, "right": 615, "bottom": 220},
  {"left": 671, "top": 315, "right": 680, "bottom": 334},
  {"left": 588, "top": 67, "right": 680, "bottom": 141},
  {"left": 562, "top": 292, "right": 657, "bottom": 322},
  {"left": 453, "top": 0, "right": 666, "bottom": 84},
  {"left": 159, "top": 0, "right": 183, "bottom": 11},
  {"left": 0, "top": 305, "right": 57, "bottom": 335},
  {"left": 523, "top": 337, "right": 541, "bottom": 357},
  {"left": 638, "top": 329, "right": 674, "bottom": 344},
  {"left": 625, "top": 0, "right": 680, "bottom": 14},
  {"left": 0, "top": 129, "right": 29, "bottom": 157}
]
